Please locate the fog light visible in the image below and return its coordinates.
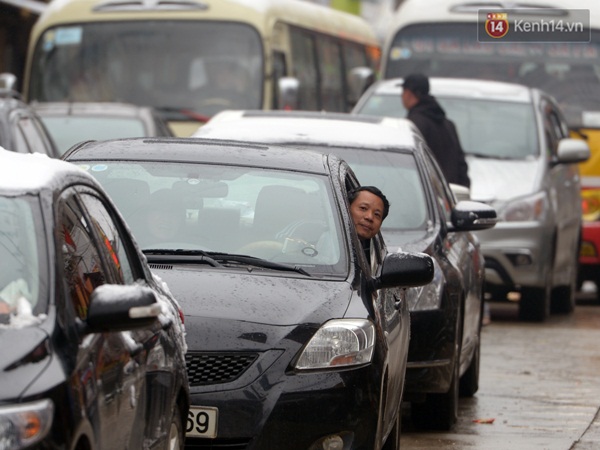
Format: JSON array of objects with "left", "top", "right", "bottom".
[{"left": 322, "top": 435, "right": 344, "bottom": 450}]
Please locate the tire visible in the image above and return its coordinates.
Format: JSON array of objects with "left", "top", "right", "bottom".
[
  {"left": 382, "top": 406, "right": 402, "bottom": 450},
  {"left": 459, "top": 332, "right": 480, "bottom": 397},
  {"left": 411, "top": 352, "right": 459, "bottom": 431},
  {"left": 165, "top": 405, "right": 184, "bottom": 450},
  {"left": 519, "top": 285, "right": 550, "bottom": 322}
]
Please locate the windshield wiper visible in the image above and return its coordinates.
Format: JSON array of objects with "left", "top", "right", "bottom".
[
  {"left": 467, "top": 152, "right": 523, "bottom": 160},
  {"left": 206, "top": 252, "right": 312, "bottom": 276},
  {"left": 143, "top": 249, "right": 222, "bottom": 267}
]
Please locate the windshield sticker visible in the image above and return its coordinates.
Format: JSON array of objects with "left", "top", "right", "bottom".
[
  {"left": 55, "top": 26, "right": 83, "bottom": 46},
  {"left": 77, "top": 164, "right": 91, "bottom": 171},
  {"left": 91, "top": 164, "right": 108, "bottom": 172}
]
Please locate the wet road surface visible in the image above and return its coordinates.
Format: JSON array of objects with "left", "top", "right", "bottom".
[{"left": 400, "top": 293, "right": 600, "bottom": 449}]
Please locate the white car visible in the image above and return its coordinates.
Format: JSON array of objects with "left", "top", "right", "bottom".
[{"left": 353, "top": 76, "right": 590, "bottom": 321}]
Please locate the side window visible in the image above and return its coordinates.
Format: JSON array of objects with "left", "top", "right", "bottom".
[
  {"left": 16, "top": 113, "right": 53, "bottom": 155},
  {"left": 422, "top": 147, "right": 453, "bottom": 224},
  {"left": 79, "top": 192, "right": 138, "bottom": 285},
  {"left": 541, "top": 99, "right": 560, "bottom": 157},
  {"left": 290, "top": 27, "right": 319, "bottom": 110},
  {"left": 57, "top": 192, "right": 107, "bottom": 320},
  {"left": 316, "top": 36, "right": 344, "bottom": 112}
]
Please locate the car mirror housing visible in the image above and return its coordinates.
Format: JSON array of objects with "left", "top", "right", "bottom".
[
  {"left": 449, "top": 201, "right": 497, "bottom": 231},
  {"left": 374, "top": 251, "right": 434, "bottom": 289},
  {"left": 554, "top": 138, "right": 590, "bottom": 165},
  {"left": 83, "top": 284, "right": 160, "bottom": 333}
]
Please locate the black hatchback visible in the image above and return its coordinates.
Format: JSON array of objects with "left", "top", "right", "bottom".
[
  {"left": 64, "top": 137, "right": 434, "bottom": 450},
  {"left": 0, "top": 149, "right": 189, "bottom": 449}
]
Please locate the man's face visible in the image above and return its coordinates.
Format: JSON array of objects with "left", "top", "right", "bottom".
[{"left": 350, "top": 191, "right": 385, "bottom": 241}]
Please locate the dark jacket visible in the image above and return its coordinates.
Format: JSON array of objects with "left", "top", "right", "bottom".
[{"left": 407, "top": 95, "right": 471, "bottom": 188}]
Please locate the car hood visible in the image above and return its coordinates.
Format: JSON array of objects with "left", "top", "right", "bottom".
[
  {"left": 467, "top": 157, "right": 540, "bottom": 203},
  {"left": 153, "top": 268, "right": 353, "bottom": 349},
  {"left": 0, "top": 326, "right": 50, "bottom": 400}
]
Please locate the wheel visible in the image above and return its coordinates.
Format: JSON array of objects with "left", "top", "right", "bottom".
[
  {"left": 382, "top": 405, "right": 402, "bottom": 450},
  {"left": 519, "top": 285, "right": 550, "bottom": 322},
  {"left": 459, "top": 334, "right": 480, "bottom": 397},
  {"left": 411, "top": 351, "right": 459, "bottom": 431},
  {"left": 551, "top": 269, "right": 577, "bottom": 314},
  {"left": 165, "top": 405, "right": 184, "bottom": 450}
]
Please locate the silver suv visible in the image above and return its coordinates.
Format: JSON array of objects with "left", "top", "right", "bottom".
[{"left": 354, "top": 77, "right": 590, "bottom": 321}]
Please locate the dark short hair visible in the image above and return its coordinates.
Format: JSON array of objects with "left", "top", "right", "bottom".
[
  {"left": 402, "top": 73, "right": 430, "bottom": 97},
  {"left": 348, "top": 186, "right": 390, "bottom": 220}
]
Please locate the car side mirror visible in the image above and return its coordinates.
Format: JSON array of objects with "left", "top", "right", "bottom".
[
  {"left": 277, "top": 77, "right": 299, "bottom": 111},
  {"left": 553, "top": 137, "right": 590, "bottom": 164},
  {"left": 83, "top": 284, "right": 161, "bottom": 333},
  {"left": 449, "top": 200, "right": 497, "bottom": 231},
  {"left": 374, "top": 251, "right": 434, "bottom": 290},
  {"left": 347, "top": 66, "right": 375, "bottom": 107}
]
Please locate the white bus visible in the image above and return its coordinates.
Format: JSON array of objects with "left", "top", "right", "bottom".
[{"left": 23, "top": 0, "right": 380, "bottom": 136}]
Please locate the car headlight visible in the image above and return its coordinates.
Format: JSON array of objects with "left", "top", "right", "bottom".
[
  {"left": 0, "top": 399, "right": 54, "bottom": 449},
  {"left": 406, "top": 263, "right": 443, "bottom": 311},
  {"left": 496, "top": 191, "right": 548, "bottom": 222},
  {"left": 295, "top": 319, "right": 375, "bottom": 370}
]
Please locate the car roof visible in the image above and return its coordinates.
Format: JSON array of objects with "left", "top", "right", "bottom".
[
  {"left": 64, "top": 136, "right": 336, "bottom": 174},
  {"left": 368, "top": 77, "right": 534, "bottom": 103},
  {"left": 0, "top": 146, "right": 96, "bottom": 194},
  {"left": 197, "top": 110, "right": 422, "bottom": 150}
]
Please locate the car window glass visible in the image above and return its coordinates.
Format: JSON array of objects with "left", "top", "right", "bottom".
[
  {"left": 79, "top": 193, "right": 137, "bottom": 285},
  {"left": 422, "top": 148, "right": 452, "bottom": 223},
  {"left": 57, "top": 191, "right": 107, "bottom": 319},
  {"left": 316, "top": 37, "right": 344, "bottom": 111},
  {"left": 17, "top": 114, "right": 51, "bottom": 155},
  {"left": 0, "top": 196, "right": 45, "bottom": 319}
]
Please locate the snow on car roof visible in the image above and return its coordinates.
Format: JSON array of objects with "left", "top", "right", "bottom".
[{"left": 0, "top": 146, "right": 90, "bottom": 193}]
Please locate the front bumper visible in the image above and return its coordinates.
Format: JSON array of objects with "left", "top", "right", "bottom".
[
  {"left": 476, "top": 221, "right": 554, "bottom": 291},
  {"left": 184, "top": 355, "right": 380, "bottom": 450}
]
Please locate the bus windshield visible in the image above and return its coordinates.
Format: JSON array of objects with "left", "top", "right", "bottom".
[
  {"left": 385, "top": 23, "right": 600, "bottom": 128},
  {"left": 28, "top": 21, "right": 263, "bottom": 120}
]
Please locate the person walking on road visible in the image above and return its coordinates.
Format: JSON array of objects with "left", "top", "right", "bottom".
[{"left": 401, "top": 73, "right": 471, "bottom": 188}]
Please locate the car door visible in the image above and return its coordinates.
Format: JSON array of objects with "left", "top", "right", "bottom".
[
  {"left": 76, "top": 188, "right": 175, "bottom": 449},
  {"left": 341, "top": 167, "right": 407, "bottom": 445},
  {"left": 542, "top": 95, "right": 582, "bottom": 281},
  {"left": 56, "top": 187, "right": 132, "bottom": 449}
]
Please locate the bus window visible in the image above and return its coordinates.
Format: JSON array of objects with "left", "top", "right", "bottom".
[
  {"left": 317, "top": 36, "right": 344, "bottom": 111},
  {"left": 290, "top": 28, "right": 319, "bottom": 111}
]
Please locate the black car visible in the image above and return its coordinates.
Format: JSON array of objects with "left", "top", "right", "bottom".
[
  {"left": 195, "top": 110, "right": 498, "bottom": 431},
  {"left": 64, "top": 137, "right": 434, "bottom": 450},
  {"left": 0, "top": 149, "right": 189, "bottom": 449},
  {"left": 0, "top": 88, "right": 59, "bottom": 158}
]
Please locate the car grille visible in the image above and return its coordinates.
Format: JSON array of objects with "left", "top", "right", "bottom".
[{"left": 185, "top": 352, "right": 258, "bottom": 386}]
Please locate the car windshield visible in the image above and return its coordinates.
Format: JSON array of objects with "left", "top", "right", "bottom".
[
  {"left": 315, "top": 148, "right": 429, "bottom": 231},
  {"left": 386, "top": 23, "right": 600, "bottom": 128},
  {"left": 29, "top": 21, "right": 263, "bottom": 119},
  {"left": 0, "top": 196, "right": 46, "bottom": 326},
  {"left": 357, "top": 95, "right": 538, "bottom": 159},
  {"left": 40, "top": 116, "right": 147, "bottom": 155},
  {"left": 79, "top": 161, "right": 347, "bottom": 275}
]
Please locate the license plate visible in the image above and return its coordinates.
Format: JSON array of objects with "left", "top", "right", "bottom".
[{"left": 186, "top": 406, "right": 218, "bottom": 438}]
